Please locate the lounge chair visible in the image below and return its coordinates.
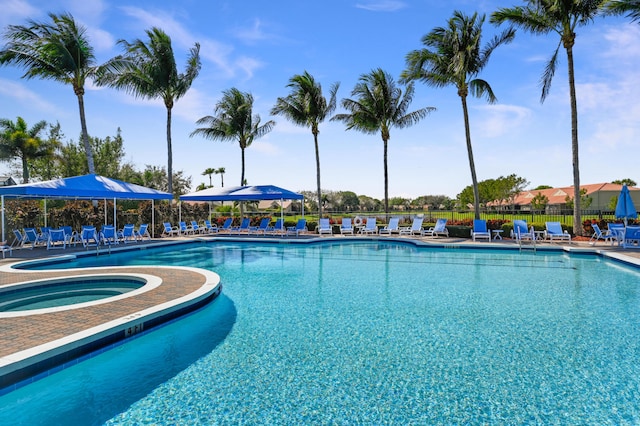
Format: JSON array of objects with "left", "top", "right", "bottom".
[
  {"left": 544, "top": 222, "right": 571, "bottom": 243},
  {"left": 120, "top": 224, "right": 136, "bottom": 243},
  {"left": 1, "top": 242, "right": 11, "bottom": 258},
  {"left": 179, "top": 221, "right": 195, "bottom": 236},
  {"left": 400, "top": 217, "right": 424, "bottom": 236},
  {"left": 471, "top": 219, "right": 491, "bottom": 242},
  {"left": 623, "top": 226, "right": 640, "bottom": 248},
  {"left": 23, "top": 228, "right": 46, "bottom": 249},
  {"left": 317, "top": 218, "right": 333, "bottom": 235},
  {"left": 512, "top": 220, "right": 535, "bottom": 243},
  {"left": 61, "top": 226, "right": 78, "bottom": 246},
  {"left": 47, "top": 229, "right": 67, "bottom": 250},
  {"left": 608, "top": 223, "right": 625, "bottom": 246},
  {"left": 80, "top": 226, "right": 99, "bottom": 248},
  {"left": 249, "top": 218, "right": 271, "bottom": 235},
  {"left": 422, "top": 219, "right": 449, "bottom": 238},
  {"left": 162, "top": 222, "right": 180, "bottom": 237},
  {"left": 190, "top": 220, "right": 206, "bottom": 234},
  {"left": 218, "top": 218, "right": 233, "bottom": 233},
  {"left": 589, "top": 224, "right": 615, "bottom": 245},
  {"left": 379, "top": 217, "right": 400, "bottom": 235},
  {"left": 232, "top": 218, "right": 251, "bottom": 234},
  {"left": 266, "top": 218, "right": 284, "bottom": 235},
  {"left": 135, "top": 224, "right": 151, "bottom": 241},
  {"left": 340, "top": 218, "right": 354, "bottom": 235},
  {"left": 361, "top": 217, "right": 377, "bottom": 235},
  {"left": 287, "top": 219, "right": 307, "bottom": 236},
  {"left": 100, "top": 225, "right": 119, "bottom": 245},
  {"left": 203, "top": 220, "right": 219, "bottom": 234},
  {"left": 11, "top": 229, "right": 26, "bottom": 249}
]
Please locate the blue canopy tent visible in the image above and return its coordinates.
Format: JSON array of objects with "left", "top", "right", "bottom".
[
  {"left": 0, "top": 174, "right": 173, "bottom": 240},
  {"left": 180, "top": 185, "right": 304, "bottom": 225}
]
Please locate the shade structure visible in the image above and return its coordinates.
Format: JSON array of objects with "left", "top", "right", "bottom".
[
  {"left": 0, "top": 174, "right": 173, "bottom": 240},
  {"left": 180, "top": 185, "right": 303, "bottom": 202},
  {"left": 615, "top": 184, "right": 638, "bottom": 226}
]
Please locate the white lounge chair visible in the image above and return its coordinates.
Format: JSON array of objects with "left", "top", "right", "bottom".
[
  {"left": 361, "top": 217, "right": 377, "bottom": 235},
  {"left": 471, "top": 219, "right": 491, "bottom": 242},
  {"left": 399, "top": 217, "right": 424, "bottom": 236},
  {"left": 379, "top": 217, "right": 400, "bottom": 235},
  {"left": 317, "top": 218, "right": 333, "bottom": 235},
  {"left": 340, "top": 218, "right": 354, "bottom": 235},
  {"left": 544, "top": 221, "right": 571, "bottom": 243},
  {"left": 422, "top": 219, "right": 449, "bottom": 238}
]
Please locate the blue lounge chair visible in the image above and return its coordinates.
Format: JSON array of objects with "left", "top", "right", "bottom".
[
  {"left": 266, "top": 218, "right": 284, "bottom": 235},
  {"left": 80, "top": 226, "right": 99, "bottom": 248},
  {"left": 162, "top": 222, "right": 180, "bottom": 237},
  {"left": 608, "top": 223, "right": 625, "bottom": 246},
  {"left": 379, "top": 217, "right": 400, "bottom": 235},
  {"left": 120, "top": 224, "right": 136, "bottom": 243},
  {"left": 360, "top": 217, "right": 377, "bottom": 235},
  {"left": 23, "top": 228, "right": 46, "bottom": 249},
  {"left": 47, "top": 229, "right": 67, "bottom": 250},
  {"left": 471, "top": 219, "right": 491, "bottom": 242},
  {"left": 179, "top": 221, "right": 195, "bottom": 236},
  {"left": 1, "top": 242, "right": 11, "bottom": 258},
  {"left": 218, "top": 218, "right": 233, "bottom": 233},
  {"left": 589, "top": 224, "right": 615, "bottom": 245},
  {"left": 287, "top": 219, "right": 307, "bottom": 236},
  {"left": 100, "top": 225, "right": 119, "bottom": 245},
  {"left": 544, "top": 222, "right": 571, "bottom": 243},
  {"left": 190, "top": 220, "right": 206, "bottom": 235},
  {"left": 11, "top": 229, "right": 26, "bottom": 249},
  {"left": 61, "top": 226, "right": 77, "bottom": 246},
  {"left": 232, "top": 218, "right": 251, "bottom": 234},
  {"left": 512, "top": 220, "right": 535, "bottom": 244},
  {"left": 422, "top": 219, "right": 449, "bottom": 238},
  {"left": 317, "top": 218, "right": 333, "bottom": 235},
  {"left": 203, "top": 220, "right": 219, "bottom": 234},
  {"left": 623, "top": 225, "right": 640, "bottom": 248},
  {"left": 340, "top": 218, "right": 354, "bottom": 235},
  {"left": 399, "top": 217, "right": 424, "bottom": 236},
  {"left": 135, "top": 224, "right": 151, "bottom": 241},
  {"left": 249, "top": 218, "right": 271, "bottom": 235}
]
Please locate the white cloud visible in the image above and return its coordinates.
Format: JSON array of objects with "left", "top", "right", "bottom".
[
  {"left": 355, "top": 1, "right": 406, "bottom": 12},
  {"left": 0, "top": 0, "right": 40, "bottom": 28},
  {"left": 474, "top": 104, "right": 532, "bottom": 138},
  {"left": 0, "top": 79, "right": 58, "bottom": 113}
]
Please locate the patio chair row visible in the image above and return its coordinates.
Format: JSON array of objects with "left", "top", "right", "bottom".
[
  {"left": 317, "top": 217, "right": 450, "bottom": 238},
  {"left": 162, "top": 218, "right": 310, "bottom": 237}
]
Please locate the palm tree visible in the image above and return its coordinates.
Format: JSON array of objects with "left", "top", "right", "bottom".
[
  {"left": 190, "top": 88, "right": 275, "bottom": 187},
  {"left": 606, "top": 0, "right": 640, "bottom": 21},
  {"left": 271, "top": 71, "right": 339, "bottom": 218},
  {"left": 97, "top": 27, "right": 201, "bottom": 195},
  {"left": 491, "top": 1, "right": 607, "bottom": 235},
  {"left": 215, "top": 167, "right": 226, "bottom": 187},
  {"left": 402, "top": 11, "right": 515, "bottom": 220},
  {"left": 332, "top": 68, "right": 434, "bottom": 216},
  {"left": 0, "top": 117, "right": 48, "bottom": 183},
  {"left": 0, "top": 12, "right": 98, "bottom": 174},
  {"left": 202, "top": 167, "right": 216, "bottom": 187}
]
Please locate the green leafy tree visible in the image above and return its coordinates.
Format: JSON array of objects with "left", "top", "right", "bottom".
[
  {"left": 0, "top": 12, "right": 99, "bottom": 173},
  {"left": 339, "top": 191, "right": 360, "bottom": 212},
  {"left": 140, "top": 165, "right": 191, "bottom": 195},
  {"left": 202, "top": 167, "right": 216, "bottom": 187},
  {"left": 612, "top": 178, "right": 637, "bottom": 187},
  {"left": 30, "top": 122, "right": 64, "bottom": 181},
  {"left": 565, "top": 188, "right": 592, "bottom": 209},
  {"left": 333, "top": 68, "right": 434, "bottom": 216},
  {"left": 191, "top": 88, "right": 275, "bottom": 187},
  {"left": 403, "top": 11, "right": 515, "bottom": 219},
  {"left": 92, "top": 129, "right": 126, "bottom": 178},
  {"left": 608, "top": 195, "right": 618, "bottom": 210},
  {"left": 0, "top": 116, "right": 48, "bottom": 183},
  {"left": 491, "top": 0, "right": 607, "bottom": 235},
  {"left": 457, "top": 175, "right": 528, "bottom": 207},
  {"left": 98, "top": 27, "right": 201, "bottom": 194},
  {"left": 531, "top": 193, "right": 549, "bottom": 211},
  {"left": 606, "top": 0, "right": 640, "bottom": 22},
  {"left": 533, "top": 184, "right": 553, "bottom": 190},
  {"left": 271, "top": 71, "right": 339, "bottom": 217}
]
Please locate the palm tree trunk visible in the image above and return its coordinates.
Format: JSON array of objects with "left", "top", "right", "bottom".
[
  {"left": 567, "top": 46, "right": 582, "bottom": 236},
  {"left": 21, "top": 156, "right": 29, "bottom": 183},
  {"left": 314, "top": 132, "right": 323, "bottom": 218},
  {"left": 77, "top": 93, "right": 95, "bottom": 174},
  {"left": 166, "top": 106, "right": 173, "bottom": 195},
  {"left": 383, "top": 137, "right": 389, "bottom": 216},
  {"left": 460, "top": 95, "right": 481, "bottom": 220}
]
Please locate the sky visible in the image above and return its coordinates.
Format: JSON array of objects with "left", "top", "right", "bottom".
[{"left": 0, "top": 0, "right": 638, "bottom": 200}]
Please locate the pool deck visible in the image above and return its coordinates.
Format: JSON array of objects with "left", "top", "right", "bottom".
[{"left": 1, "top": 233, "right": 639, "bottom": 392}]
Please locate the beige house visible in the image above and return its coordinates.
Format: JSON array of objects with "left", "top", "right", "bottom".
[
  {"left": 490, "top": 183, "right": 640, "bottom": 212},
  {"left": 258, "top": 199, "right": 294, "bottom": 212}
]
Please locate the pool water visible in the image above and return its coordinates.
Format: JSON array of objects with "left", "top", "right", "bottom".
[{"left": 2, "top": 241, "right": 640, "bottom": 424}]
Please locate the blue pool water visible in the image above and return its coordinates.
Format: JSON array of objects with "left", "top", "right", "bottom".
[{"left": 2, "top": 241, "right": 640, "bottom": 424}]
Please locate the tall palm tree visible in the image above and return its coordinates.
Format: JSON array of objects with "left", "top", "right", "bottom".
[
  {"left": 402, "top": 11, "right": 515, "bottom": 220},
  {"left": 332, "top": 68, "right": 434, "bottom": 216},
  {"left": 190, "top": 88, "right": 275, "bottom": 187},
  {"left": 202, "top": 167, "right": 215, "bottom": 187},
  {"left": 271, "top": 71, "right": 339, "bottom": 218},
  {"left": 606, "top": 0, "right": 640, "bottom": 22},
  {"left": 0, "top": 116, "right": 48, "bottom": 183},
  {"left": 215, "top": 167, "right": 226, "bottom": 187},
  {"left": 97, "top": 27, "right": 201, "bottom": 195},
  {"left": 491, "top": 0, "right": 607, "bottom": 235},
  {"left": 0, "top": 12, "right": 98, "bottom": 174}
]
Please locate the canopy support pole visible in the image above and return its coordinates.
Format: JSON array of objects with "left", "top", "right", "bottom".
[
  {"left": 44, "top": 199, "right": 47, "bottom": 227},
  {"left": 1, "top": 195, "right": 4, "bottom": 242},
  {"left": 113, "top": 197, "right": 117, "bottom": 230},
  {"left": 152, "top": 200, "right": 155, "bottom": 238}
]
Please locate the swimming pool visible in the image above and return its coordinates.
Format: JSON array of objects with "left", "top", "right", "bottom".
[{"left": 2, "top": 241, "right": 640, "bottom": 424}]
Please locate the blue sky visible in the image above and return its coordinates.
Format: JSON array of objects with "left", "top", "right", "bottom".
[{"left": 0, "top": 0, "right": 638, "bottom": 199}]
